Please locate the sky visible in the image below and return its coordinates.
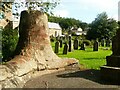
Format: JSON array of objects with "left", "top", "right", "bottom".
[{"left": 52, "top": 0, "right": 119, "bottom": 23}]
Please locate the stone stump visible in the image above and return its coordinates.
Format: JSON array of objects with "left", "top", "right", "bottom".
[
  {"left": 63, "top": 42, "right": 68, "bottom": 54},
  {"left": 100, "top": 30, "right": 120, "bottom": 84},
  {"left": 93, "top": 40, "right": 98, "bottom": 51},
  {"left": 55, "top": 41, "right": 59, "bottom": 54},
  {"left": 0, "top": 10, "right": 79, "bottom": 88},
  {"left": 68, "top": 36, "right": 72, "bottom": 52},
  {"left": 74, "top": 38, "right": 79, "bottom": 50}
]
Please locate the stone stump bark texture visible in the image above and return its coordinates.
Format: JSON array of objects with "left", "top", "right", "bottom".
[{"left": 0, "top": 10, "right": 78, "bottom": 88}]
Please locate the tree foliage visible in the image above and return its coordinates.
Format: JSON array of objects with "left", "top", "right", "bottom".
[
  {"left": 48, "top": 15, "right": 89, "bottom": 31},
  {"left": 87, "top": 12, "right": 118, "bottom": 40}
]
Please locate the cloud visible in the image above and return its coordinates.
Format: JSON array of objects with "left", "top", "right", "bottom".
[
  {"left": 53, "top": 10, "right": 69, "bottom": 17},
  {"left": 79, "top": 0, "right": 118, "bottom": 12}
]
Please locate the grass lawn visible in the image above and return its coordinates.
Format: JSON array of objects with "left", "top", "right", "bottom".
[{"left": 51, "top": 42, "right": 112, "bottom": 70}]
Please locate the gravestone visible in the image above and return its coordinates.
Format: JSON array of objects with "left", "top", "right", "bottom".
[
  {"left": 101, "top": 39, "right": 105, "bottom": 47},
  {"left": 105, "top": 39, "right": 111, "bottom": 47},
  {"left": 59, "top": 39, "right": 63, "bottom": 48},
  {"left": 63, "top": 42, "right": 68, "bottom": 54},
  {"left": 93, "top": 40, "right": 98, "bottom": 51},
  {"left": 100, "top": 30, "right": 120, "bottom": 83},
  {"left": 74, "top": 38, "right": 79, "bottom": 50},
  {"left": 68, "top": 36, "right": 72, "bottom": 52},
  {"left": 80, "top": 43, "right": 85, "bottom": 50},
  {"left": 55, "top": 41, "right": 59, "bottom": 54}
]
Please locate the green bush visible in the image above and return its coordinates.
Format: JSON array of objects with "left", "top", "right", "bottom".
[
  {"left": 50, "top": 36, "right": 56, "bottom": 42},
  {"left": 2, "top": 28, "right": 18, "bottom": 61},
  {"left": 83, "top": 40, "right": 91, "bottom": 46}
]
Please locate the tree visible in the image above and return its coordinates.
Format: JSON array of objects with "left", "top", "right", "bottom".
[{"left": 87, "top": 12, "right": 118, "bottom": 40}]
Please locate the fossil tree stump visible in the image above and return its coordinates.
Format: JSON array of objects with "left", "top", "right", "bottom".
[{"left": 0, "top": 10, "right": 78, "bottom": 88}]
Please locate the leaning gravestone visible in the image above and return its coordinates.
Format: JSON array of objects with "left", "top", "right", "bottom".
[
  {"left": 93, "top": 40, "right": 98, "bottom": 51},
  {"left": 74, "top": 38, "right": 79, "bottom": 50},
  {"left": 100, "top": 30, "right": 120, "bottom": 83},
  {"left": 68, "top": 36, "right": 72, "bottom": 52},
  {"left": 0, "top": 10, "right": 79, "bottom": 88},
  {"left": 55, "top": 41, "right": 59, "bottom": 54},
  {"left": 63, "top": 42, "right": 68, "bottom": 54}
]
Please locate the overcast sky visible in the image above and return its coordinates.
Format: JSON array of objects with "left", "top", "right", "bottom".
[{"left": 53, "top": 0, "right": 119, "bottom": 23}]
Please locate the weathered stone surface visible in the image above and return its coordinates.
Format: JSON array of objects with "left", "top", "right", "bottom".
[
  {"left": 0, "top": 10, "right": 79, "bottom": 88},
  {"left": 46, "top": 58, "right": 79, "bottom": 69},
  {"left": 0, "top": 65, "right": 13, "bottom": 81}
]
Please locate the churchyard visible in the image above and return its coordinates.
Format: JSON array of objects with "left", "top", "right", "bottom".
[
  {"left": 0, "top": 1, "right": 120, "bottom": 88},
  {"left": 51, "top": 37, "right": 112, "bottom": 70}
]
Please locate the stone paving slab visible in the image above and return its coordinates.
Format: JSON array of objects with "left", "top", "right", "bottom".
[{"left": 23, "top": 69, "right": 120, "bottom": 88}]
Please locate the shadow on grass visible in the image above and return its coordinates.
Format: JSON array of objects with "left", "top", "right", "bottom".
[
  {"left": 56, "top": 69, "right": 119, "bottom": 85},
  {"left": 83, "top": 58, "right": 105, "bottom": 60}
]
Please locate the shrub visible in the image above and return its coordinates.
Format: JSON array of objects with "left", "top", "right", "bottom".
[
  {"left": 83, "top": 40, "right": 91, "bottom": 46},
  {"left": 2, "top": 28, "right": 18, "bottom": 61}
]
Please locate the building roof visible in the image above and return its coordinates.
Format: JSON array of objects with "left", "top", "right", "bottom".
[{"left": 48, "top": 22, "right": 61, "bottom": 30}]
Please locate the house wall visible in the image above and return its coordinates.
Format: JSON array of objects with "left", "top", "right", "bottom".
[{"left": 49, "top": 28, "right": 62, "bottom": 37}]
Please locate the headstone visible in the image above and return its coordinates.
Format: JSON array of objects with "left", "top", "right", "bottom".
[
  {"left": 105, "top": 39, "right": 111, "bottom": 47},
  {"left": 101, "top": 39, "right": 105, "bottom": 47},
  {"left": 55, "top": 41, "right": 59, "bottom": 54},
  {"left": 74, "top": 38, "right": 79, "bottom": 50},
  {"left": 63, "top": 42, "right": 68, "bottom": 54},
  {"left": 100, "top": 30, "right": 120, "bottom": 83},
  {"left": 68, "top": 36, "right": 72, "bottom": 52},
  {"left": 93, "top": 40, "right": 98, "bottom": 51},
  {"left": 59, "top": 39, "right": 63, "bottom": 48},
  {"left": 80, "top": 43, "right": 85, "bottom": 50}
]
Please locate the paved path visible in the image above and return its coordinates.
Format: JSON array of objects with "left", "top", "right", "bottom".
[{"left": 24, "top": 68, "right": 119, "bottom": 88}]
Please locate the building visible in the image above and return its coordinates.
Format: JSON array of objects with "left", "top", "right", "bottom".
[
  {"left": 71, "top": 27, "right": 87, "bottom": 35},
  {"left": 48, "top": 22, "right": 62, "bottom": 37}
]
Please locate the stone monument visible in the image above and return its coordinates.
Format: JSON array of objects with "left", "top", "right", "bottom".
[
  {"left": 68, "top": 36, "right": 72, "bottom": 52},
  {"left": 63, "top": 42, "right": 68, "bottom": 54},
  {"left": 55, "top": 41, "right": 59, "bottom": 54},
  {"left": 93, "top": 40, "right": 98, "bottom": 51},
  {"left": 74, "top": 38, "right": 79, "bottom": 50},
  {"left": 100, "top": 30, "right": 120, "bottom": 84}
]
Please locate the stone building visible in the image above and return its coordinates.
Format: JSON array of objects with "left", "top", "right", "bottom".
[
  {"left": 48, "top": 22, "right": 62, "bottom": 37},
  {"left": 71, "top": 27, "right": 87, "bottom": 35}
]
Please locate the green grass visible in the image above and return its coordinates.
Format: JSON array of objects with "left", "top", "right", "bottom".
[{"left": 51, "top": 42, "right": 112, "bottom": 70}]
